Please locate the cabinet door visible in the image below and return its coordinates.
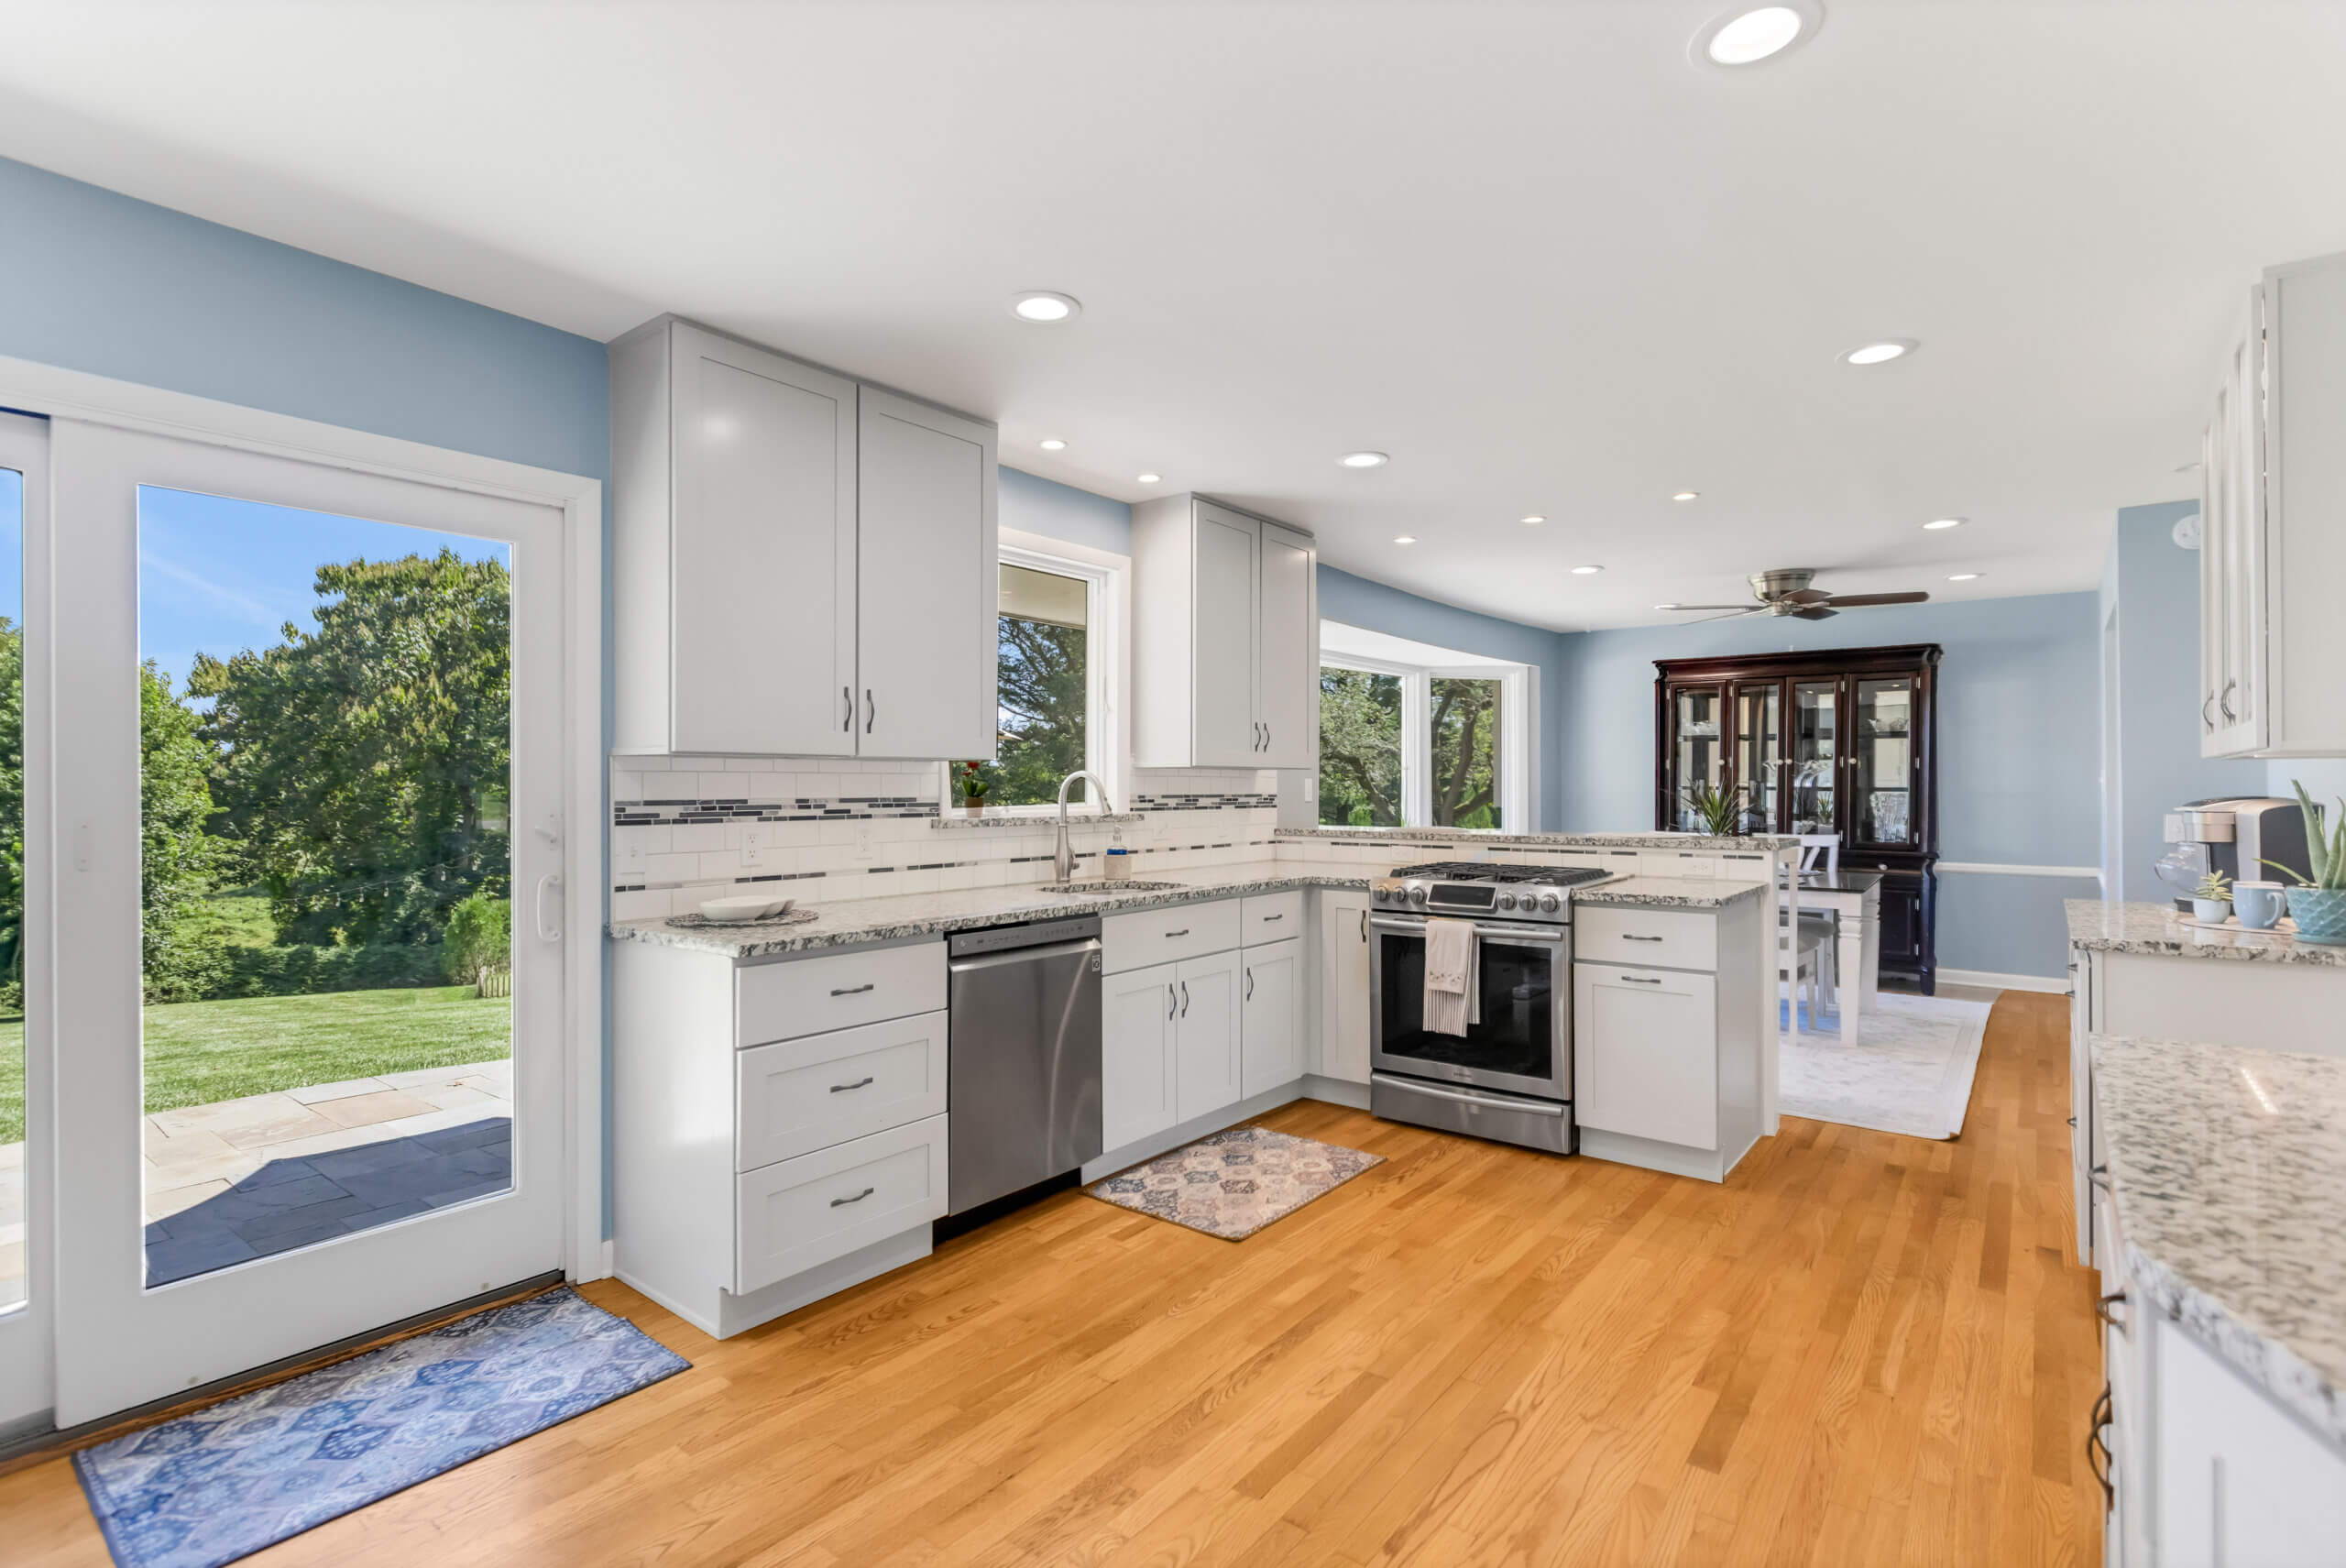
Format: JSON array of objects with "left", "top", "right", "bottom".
[
  {"left": 1788, "top": 678, "right": 1842, "bottom": 837},
  {"left": 670, "top": 323, "right": 858, "bottom": 755},
  {"left": 1319, "top": 893, "right": 1374, "bottom": 1084},
  {"left": 1665, "top": 685, "right": 1726, "bottom": 828},
  {"left": 1848, "top": 675, "right": 1921, "bottom": 850},
  {"left": 1102, "top": 961, "right": 1178, "bottom": 1153},
  {"left": 1174, "top": 950, "right": 1243, "bottom": 1122},
  {"left": 857, "top": 389, "right": 997, "bottom": 759},
  {"left": 1573, "top": 964, "right": 1718, "bottom": 1150},
  {"left": 1191, "top": 502, "right": 1260, "bottom": 766},
  {"left": 2154, "top": 1316, "right": 2346, "bottom": 1566},
  {"left": 1241, "top": 938, "right": 1303, "bottom": 1097},
  {"left": 1255, "top": 522, "right": 1316, "bottom": 767},
  {"left": 1731, "top": 680, "right": 1785, "bottom": 834},
  {"left": 1873, "top": 873, "right": 1926, "bottom": 975}
]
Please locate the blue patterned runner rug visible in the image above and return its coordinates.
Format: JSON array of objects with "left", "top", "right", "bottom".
[{"left": 73, "top": 1288, "right": 689, "bottom": 1568}]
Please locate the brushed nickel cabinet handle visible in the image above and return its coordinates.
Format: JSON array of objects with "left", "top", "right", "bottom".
[
  {"left": 829, "top": 1187, "right": 875, "bottom": 1208},
  {"left": 829, "top": 1077, "right": 874, "bottom": 1093},
  {"left": 1164, "top": 928, "right": 1189, "bottom": 938},
  {"left": 866, "top": 688, "right": 877, "bottom": 733},
  {"left": 829, "top": 983, "right": 875, "bottom": 997},
  {"left": 1621, "top": 974, "right": 1663, "bottom": 985},
  {"left": 1261, "top": 912, "right": 1284, "bottom": 922},
  {"left": 1245, "top": 967, "right": 1255, "bottom": 1000},
  {"left": 2220, "top": 679, "right": 2237, "bottom": 722},
  {"left": 1622, "top": 934, "right": 1664, "bottom": 942},
  {"left": 1180, "top": 981, "right": 1190, "bottom": 1016},
  {"left": 1168, "top": 982, "right": 1177, "bottom": 1020},
  {"left": 2202, "top": 692, "right": 2216, "bottom": 730},
  {"left": 843, "top": 685, "right": 854, "bottom": 731}
]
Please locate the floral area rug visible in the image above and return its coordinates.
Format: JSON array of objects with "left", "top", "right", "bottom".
[
  {"left": 1087, "top": 1125, "right": 1384, "bottom": 1240},
  {"left": 73, "top": 1288, "right": 687, "bottom": 1568}
]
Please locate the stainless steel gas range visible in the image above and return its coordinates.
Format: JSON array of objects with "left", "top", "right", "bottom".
[{"left": 1366, "top": 860, "right": 1617, "bottom": 1155}]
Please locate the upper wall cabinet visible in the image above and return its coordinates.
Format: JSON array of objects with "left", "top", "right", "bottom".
[
  {"left": 2201, "top": 252, "right": 2346, "bottom": 759},
  {"left": 1132, "top": 495, "right": 1317, "bottom": 769},
  {"left": 611, "top": 317, "right": 997, "bottom": 759}
]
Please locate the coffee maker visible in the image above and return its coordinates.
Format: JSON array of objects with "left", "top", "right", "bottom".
[{"left": 2155, "top": 797, "right": 2315, "bottom": 908}]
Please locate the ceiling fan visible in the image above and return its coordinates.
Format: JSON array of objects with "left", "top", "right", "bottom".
[{"left": 1664, "top": 568, "right": 1930, "bottom": 621}]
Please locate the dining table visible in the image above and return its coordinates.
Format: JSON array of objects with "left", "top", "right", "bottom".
[{"left": 1796, "top": 869, "right": 1883, "bottom": 1045}]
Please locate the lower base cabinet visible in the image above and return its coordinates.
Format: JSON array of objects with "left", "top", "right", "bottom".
[
  {"left": 1102, "top": 963, "right": 1181, "bottom": 1152},
  {"left": 1573, "top": 964, "right": 1719, "bottom": 1150},
  {"left": 1318, "top": 889, "right": 1373, "bottom": 1084},
  {"left": 1241, "top": 938, "right": 1303, "bottom": 1097},
  {"left": 1173, "top": 950, "right": 1243, "bottom": 1122}
]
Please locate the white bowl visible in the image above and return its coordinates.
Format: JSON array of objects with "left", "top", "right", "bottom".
[{"left": 698, "top": 894, "right": 795, "bottom": 924}]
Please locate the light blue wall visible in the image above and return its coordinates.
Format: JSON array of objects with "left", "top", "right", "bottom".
[
  {"left": 1552, "top": 594, "right": 2104, "bottom": 978},
  {"left": 1315, "top": 565, "right": 1571, "bottom": 829},
  {"left": 1000, "top": 466, "right": 1132, "bottom": 555},
  {"left": 2109, "top": 500, "right": 2264, "bottom": 902}
]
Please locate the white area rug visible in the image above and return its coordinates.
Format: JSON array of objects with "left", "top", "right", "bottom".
[{"left": 1778, "top": 992, "right": 1992, "bottom": 1140}]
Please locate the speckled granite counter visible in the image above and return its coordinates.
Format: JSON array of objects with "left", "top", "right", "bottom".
[
  {"left": 1276, "top": 827, "right": 1796, "bottom": 851},
  {"left": 609, "top": 857, "right": 1775, "bottom": 958},
  {"left": 2090, "top": 1034, "right": 2346, "bottom": 1444},
  {"left": 2067, "top": 897, "right": 2346, "bottom": 967}
]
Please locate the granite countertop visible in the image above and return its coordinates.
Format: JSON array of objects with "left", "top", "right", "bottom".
[
  {"left": 1573, "top": 875, "right": 1770, "bottom": 910},
  {"left": 2091, "top": 1034, "right": 2346, "bottom": 1444},
  {"left": 2066, "top": 898, "right": 2346, "bottom": 968},
  {"left": 1274, "top": 826, "right": 1797, "bottom": 851},
  {"left": 610, "top": 858, "right": 1774, "bottom": 958}
]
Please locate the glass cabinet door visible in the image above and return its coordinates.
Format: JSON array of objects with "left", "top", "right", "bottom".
[
  {"left": 1788, "top": 679, "right": 1839, "bottom": 835},
  {"left": 1851, "top": 676, "right": 1920, "bottom": 847},
  {"left": 1732, "top": 682, "right": 1782, "bottom": 833},
  {"left": 1671, "top": 685, "right": 1725, "bottom": 829}
]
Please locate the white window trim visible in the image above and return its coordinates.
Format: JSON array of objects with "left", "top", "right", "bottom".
[
  {"left": 938, "top": 530, "right": 1127, "bottom": 817},
  {"left": 1320, "top": 647, "right": 1531, "bottom": 831}
]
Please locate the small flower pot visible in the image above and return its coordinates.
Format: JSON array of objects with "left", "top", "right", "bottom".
[
  {"left": 959, "top": 802, "right": 987, "bottom": 817},
  {"left": 2190, "top": 896, "right": 2233, "bottom": 924},
  {"left": 2285, "top": 886, "right": 2346, "bottom": 945}
]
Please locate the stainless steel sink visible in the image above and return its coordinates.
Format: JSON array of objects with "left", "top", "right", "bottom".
[{"left": 1038, "top": 880, "right": 1186, "bottom": 894}]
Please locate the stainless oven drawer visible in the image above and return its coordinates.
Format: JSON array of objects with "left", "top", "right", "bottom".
[{"left": 1371, "top": 1073, "right": 1573, "bottom": 1155}]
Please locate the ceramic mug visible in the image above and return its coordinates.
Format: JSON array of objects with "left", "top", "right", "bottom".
[{"left": 2232, "top": 881, "right": 2286, "bottom": 930}]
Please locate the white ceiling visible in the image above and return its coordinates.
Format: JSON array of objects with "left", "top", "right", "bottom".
[{"left": 4, "top": 1, "right": 2342, "bottom": 631}]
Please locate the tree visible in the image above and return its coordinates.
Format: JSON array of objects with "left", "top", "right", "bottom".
[
  {"left": 969, "top": 614, "right": 1087, "bottom": 806},
  {"left": 189, "top": 551, "right": 510, "bottom": 948},
  {"left": 1431, "top": 677, "right": 1499, "bottom": 828},
  {"left": 1317, "top": 669, "right": 1402, "bottom": 827},
  {"left": 0, "top": 620, "right": 20, "bottom": 1006},
  {"left": 141, "top": 661, "right": 225, "bottom": 998}
]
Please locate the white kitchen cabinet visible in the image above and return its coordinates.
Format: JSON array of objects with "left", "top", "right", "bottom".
[
  {"left": 1132, "top": 493, "right": 1318, "bottom": 768},
  {"left": 2152, "top": 1313, "right": 2346, "bottom": 1567},
  {"left": 1174, "top": 950, "right": 1243, "bottom": 1122},
  {"left": 1318, "top": 889, "right": 1374, "bottom": 1085},
  {"left": 2200, "top": 252, "right": 2346, "bottom": 758},
  {"left": 1573, "top": 965, "right": 1719, "bottom": 1151},
  {"left": 1240, "top": 938, "right": 1303, "bottom": 1097},
  {"left": 1102, "top": 960, "right": 1180, "bottom": 1153},
  {"left": 610, "top": 314, "right": 996, "bottom": 758}
]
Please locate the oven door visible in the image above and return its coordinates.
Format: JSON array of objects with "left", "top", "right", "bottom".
[{"left": 1369, "top": 916, "right": 1570, "bottom": 1100}]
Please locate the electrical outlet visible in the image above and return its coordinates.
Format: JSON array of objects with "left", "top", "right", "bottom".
[
  {"left": 740, "top": 824, "right": 766, "bottom": 867},
  {"left": 622, "top": 837, "right": 644, "bottom": 872},
  {"left": 853, "top": 822, "right": 875, "bottom": 860}
]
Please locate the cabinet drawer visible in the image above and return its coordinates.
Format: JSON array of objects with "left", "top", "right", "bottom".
[
  {"left": 735, "top": 1010, "right": 948, "bottom": 1170},
  {"left": 736, "top": 941, "right": 947, "bottom": 1047},
  {"left": 1241, "top": 891, "right": 1304, "bottom": 945},
  {"left": 1575, "top": 906, "right": 1717, "bottom": 971},
  {"left": 1102, "top": 898, "right": 1241, "bottom": 973},
  {"left": 735, "top": 1114, "right": 948, "bottom": 1295}
]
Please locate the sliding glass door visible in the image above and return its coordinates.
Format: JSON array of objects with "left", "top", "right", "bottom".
[{"left": 0, "top": 413, "right": 49, "bottom": 1431}]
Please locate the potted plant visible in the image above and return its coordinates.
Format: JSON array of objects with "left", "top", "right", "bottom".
[
  {"left": 2190, "top": 869, "right": 2233, "bottom": 924},
  {"left": 2264, "top": 782, "right": 2346, "bottom": 945},
  {"left": 1681, "top": 781, "right": 1746, "bottom": 839},
  {"left": 957, "top": 761, "right": 990, "bottom": 817}
]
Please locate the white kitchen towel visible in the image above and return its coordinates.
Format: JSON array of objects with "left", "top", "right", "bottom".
[{"left": 1423, "top": 917, "right": 1479, "bottom": 1036}]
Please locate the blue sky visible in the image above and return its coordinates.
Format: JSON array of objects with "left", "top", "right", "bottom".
[{"left": 137, "top": 487, "right": 510, "bottom": 696}]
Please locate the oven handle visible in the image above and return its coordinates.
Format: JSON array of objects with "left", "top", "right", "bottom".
[
  {"left": 1368, "top": 916, "right": 1567, "bottom": 945},
  {"left": 1372, "top": 1073, "right": 1568, "bottom": 1115}
]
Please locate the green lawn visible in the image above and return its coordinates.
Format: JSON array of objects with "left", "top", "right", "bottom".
[{"left": 0, "top": 984, "right": 511, "bottom": 1145}]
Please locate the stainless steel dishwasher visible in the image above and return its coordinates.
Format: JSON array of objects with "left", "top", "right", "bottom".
[{"left": 946, "top": 914, "right": 1103, "bottom": 1215}]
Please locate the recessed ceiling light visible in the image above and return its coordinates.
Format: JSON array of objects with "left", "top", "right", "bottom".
[
  {"left": 1393, "top": 535, "right": 1417, "bottom": 545},
  {"left": 1010, "top": 291, "right": 1080, "bottom": 323},
  {"left": 1840, "top": 338, "right": 1917, "bottom": 367},
  {"left": 1339, "top": 451, "right": 1389, "bottom": 469},
  {"left": 1038, "top": 438, "right": 1067, "bottom": 452},
  {"left": 1948, "top": 572, "right": 1981, "bottom": 582},
  {"left": 1135, "top": 473, "right": 1161, "bottom": 484},
  {"left": 1572, "top": 565, "right": 1604, "bottom": 576},
  {"left": 1672, "top": 491, "right": 1700, "bottom": 502},
  {"left": 1923, "top": 516, "right": 1965, "bottom": 531},
  {"left": 1693, "top": 1, "right": 1822, "bottom": 67},
  {"left": 1520, "top": 514, "right": 1546, "bottom": 525}
]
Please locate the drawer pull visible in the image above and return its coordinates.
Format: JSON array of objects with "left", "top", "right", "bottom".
[
  {"left": 1621, "top": 974, "right": 1663, "bottom": 985},
  {"left": 829, "top": 983, "right": 876, "bottom": 997},
  {"left": 1164, "top": 928, "right": 1189, "bottom": 938},
  {"left": 829, "top": 1077, "right": 875, "bottom": 1094},
  {"left": 2095, "top": 1290, "right": 2129, "bottom": 1334},
  {"left": 1260, "top": 912, "right": 1285, "bottom": 922},
  {"left": 1621, "top": 934, "right": 1664, "bottom": 942},
  {"left": 829, "top": 1186, "right": 876, "bottom": 1208}
]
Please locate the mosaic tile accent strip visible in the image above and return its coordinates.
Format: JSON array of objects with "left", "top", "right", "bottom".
[
  {"left": 612, "top": 796, "right": 937, "bottom": 826},
  {"left": 1131, "top": 792, "right": 1279, "bottom": 812}
]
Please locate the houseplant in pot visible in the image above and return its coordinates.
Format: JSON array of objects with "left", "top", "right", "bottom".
[
  {"left": 957, "top": 761, "right": 990, "bottom": 817},
  {"left": 2190, "top": 869, "right": 2233, "bottom": 925},
  {"left": 1681, "top": 782, "right": 1747, "bottom": 838},
  {"left": 2265, "top": 782, "right": 2346, "bottom": 944}
]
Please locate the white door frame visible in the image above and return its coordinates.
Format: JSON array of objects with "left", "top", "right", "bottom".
[{"left": 0, "top": 354, "right": 604, "bottom": 1420}]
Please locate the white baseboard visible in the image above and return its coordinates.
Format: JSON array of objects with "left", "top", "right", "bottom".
[{"left": 1937, "top": 968, "right": 2067, "bottom": 994}]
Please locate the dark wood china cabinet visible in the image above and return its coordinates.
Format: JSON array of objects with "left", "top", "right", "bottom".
[{"left": 1654, "top": 644, "right": 1943, "bottom": 992}]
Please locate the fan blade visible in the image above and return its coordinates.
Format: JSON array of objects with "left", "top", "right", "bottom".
[
  {"left": 1788, "top": 606, "right": 1838, "bottom": 620},
  {"left": 1779, "top": 587, "right": 1834, "bottom": 605},
  {"left": 1819, "top": 591, "right": 1929, "bottom": 608},
  {"left": 1662, "top": 604, "right": 1758, "bottom": 611},
  {"left": 1688, "top": 608, "right": 1767, "bottom": 622}
]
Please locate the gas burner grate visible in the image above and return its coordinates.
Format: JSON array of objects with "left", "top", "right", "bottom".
[{"left": 1390, "top": 861, "right": 1614, "bottom": 888}]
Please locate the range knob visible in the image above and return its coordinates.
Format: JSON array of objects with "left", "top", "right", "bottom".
[
  {"left": 1407, "top": 885, "right": 1428, "bottom": 907},
  {"left": 1495, "top": 892, "right": 1518, "bottom": 911},
  {"left": 1372, "top": 886, "right": 1390, "bottom": 905},
  {"left": 1538, "top": 893, "right": 1562, "bottom": 914}
]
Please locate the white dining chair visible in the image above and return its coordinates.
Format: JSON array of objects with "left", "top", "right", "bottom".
[
  {"left": 1779, "top": 919, "right": 1837, "bottom": 1033},
  {"left": 1798, "top": 833, "right": 1840, "bottom": 876}
]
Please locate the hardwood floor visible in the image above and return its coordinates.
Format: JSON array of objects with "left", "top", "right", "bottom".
[{"left": 4, "top": 992, "right": 2102, "bottom": 1565}]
